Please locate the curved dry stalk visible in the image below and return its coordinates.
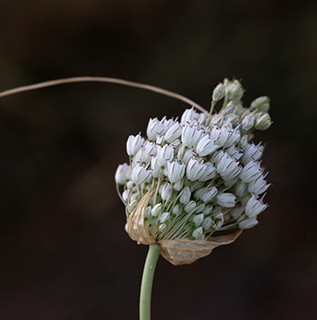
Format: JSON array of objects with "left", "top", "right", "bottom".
[{"left": 0, "top": 76, "right": 207, "bottom": 113}]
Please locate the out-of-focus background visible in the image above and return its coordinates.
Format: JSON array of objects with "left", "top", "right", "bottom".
[{"left": 0, "top": 1, "right": 316, "bottom": 319}]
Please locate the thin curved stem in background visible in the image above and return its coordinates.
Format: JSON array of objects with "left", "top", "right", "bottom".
[{"left": 0, "top": 76, "right": 207, "bottom": 113}]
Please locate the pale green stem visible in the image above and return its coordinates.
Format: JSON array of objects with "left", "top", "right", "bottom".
[{"left": 140, "top": 244, "right": 161, "bottom": 320}]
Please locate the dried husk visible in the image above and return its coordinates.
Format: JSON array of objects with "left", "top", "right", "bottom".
[{"left": 127, "top": 189, "right": 243, "bottom": 265}]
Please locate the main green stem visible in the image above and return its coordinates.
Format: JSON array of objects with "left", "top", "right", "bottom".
[{"left": 140, "top": 244, "right": 161, "bottom": 320}]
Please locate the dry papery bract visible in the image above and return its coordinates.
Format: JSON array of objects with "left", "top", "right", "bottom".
[{"left": 127, "top": 189, "right": 242, "bottom": 266}]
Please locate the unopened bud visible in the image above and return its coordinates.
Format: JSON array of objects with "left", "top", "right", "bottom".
[
  {"left": 241, "top": 114, "right": 255, "bottom": 131},
  {"left": 250, "top": 96, "right": 270, "bottom": 112},
  {"left": 226, "top": 80, "right": 244, "bottom": 101},
  {"left": 254, "top": 113, "right": 272, "bottom": 130},
  {"left": 212, "top": 83, "right": 226, "bottom": 102}
]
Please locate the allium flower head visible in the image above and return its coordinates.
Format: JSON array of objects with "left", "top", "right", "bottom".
[{"left": 115, "top": 79, "right": 272, "bottom": 265}]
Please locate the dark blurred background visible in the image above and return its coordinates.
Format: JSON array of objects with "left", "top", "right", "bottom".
[{"left": 0, "top": 1, "right": 316, "bottom": 319}]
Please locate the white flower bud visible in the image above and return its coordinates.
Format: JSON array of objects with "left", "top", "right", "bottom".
[
  {"left": 131, "top": 164, "right": 151, "bottom": 185},
  {"left": 180, "top": 187, "right": 191, "bottom": 205},
  {"left": 234, "top": 182, "right": 248, "bottom": 198},
  {"left": 239, "top": 135, "right": 249, "bottom": 150},
  {"left": 245, "top": 195, "right": 267, "bottom": 218},
  {"left": 250, "top": 96, "right": 270, "bottom": 112},
  {"left": 164, "top": 122, "right": 182, "bottom": 143},
  {"left": 230, "top": 205, "right": 245, "bottom": 220},
  {"left": 192, "top": 226, "right": 204, "bottom": 240},
  {"left": 158, "top": 223, "right": 167, "bottom": 232},
  {"left": 201, "top": 186, "right": 218, "bottom": 202},
  {"left": 159, "top": 212, "right": 170, "bottom": 223},
  {"left": 140, "top": 141, "right": 156, "bottom": 163},
  {"left": 145, "top": 206, "right": 152, "bottom": 219},
  {"left": 147, "top": 118, "right": 162, "bottom": 141},
  {"left": 216, "top": 193, "right": 236, "bottom": 207},
  {"left": 181, "top": 123, "right": 202, "bottom": 147},
  {"left": 203, "top": 205, "right": 213, "bottom": 215},
  {"left": 240, "top": 160, "right": 263, "bottom": 183},
  {"left": 239, "top": 217, "right": 259, "bottom": 229},
  {"left": 248, "top": 175, "right": 270, "bottom": 195},
  {"left": 150, "top": 157, "right": 161, "bottom": 178},
  {"left": 193, "top": 213, "right": 204, "bottom": 226},
  {"left": 226, "top": 80, "right": 244, "bottom": 101},
  {"left": 157, "top": 145, "right": 174, "bottom": 166},
  {"left": 212, "top": 83, "right": 226, "bottom": 101},
  {"left": 210, "top": 114, "right": 224, "bottom": 127},
  {"left": 173, "top": 179, "right": 184, "bottom": 191},
  {"left": 184, "top": 200, "right": 197, "bottom": 213},
  {"left": 202, "top": 216, "right": 212, "bottom": 230},
  {"left": 254, "top": 113, "right": 272, "bottom": 130},
  {"left": 151, "top": 203, "right": 163, "bottom": 217},
  {"left": 167, "top": 161, "right": 186, "bottom": 183},
  {"left": 172, "top": 204, "right": 181, "bottom": 215},
  {"left": 160, "top": 183, "right": 172, "bottom": 201},
  {"left": 186, "top": 158, "right": 207, "bottom": 181},
  {"left": 115, "top": 163, "right": 129, "bottom": 184},
  {"left": 122, "top": 189, "right": 130, "bottom": 202},
  {"left": 195, "top": 203, "right": 205, "bottom": 213},
  {"left": 126, "top": 134, "right": 144, "bottom": 156},
  {"left": 242, "top": 113, "right": 255, "bottom": 131},
  {"left": 196, "top": 135, "right": 218, "bottom": 157},
  {"left": 199, "top": 162, "right": 216, "bottom": 181}
]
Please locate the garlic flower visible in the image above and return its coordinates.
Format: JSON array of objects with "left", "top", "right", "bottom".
[{"left": 115, "top": 79, "right": 271, "bottom": 266}]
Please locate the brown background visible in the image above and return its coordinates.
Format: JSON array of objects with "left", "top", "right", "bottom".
[{"left": 0, "top": 1, "right": 316, "bottom": 319}]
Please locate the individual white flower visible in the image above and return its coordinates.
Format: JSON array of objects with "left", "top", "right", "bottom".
[
  {"left": 164, "top": 122, "right": 182, "bottom": 143},
  {"left": 248, "top": 175, "right": 270, "bottom": 195},
  {"left": 245, "top": 195, "right": 267, "bottom": 218},
  {"left": 199, "top": 162, "right": 216, "bottom": 181},
  {"left": 157, "top": 144, "right": 174, "bottom": 166},
  {"left": 126, "top": 134, "right": 144, "bottom": 156},
  {"left": 145, "top": 206, "right": 152, "bottom": 218},
  {"left": 211, "top": 126, "right": 229, "bottom": 147},
  {"left": 151, "top": 203, "right": 163, "bottom": 217},
  {"left": 223, "top": 129, "right": 240, "bottom": 148},
  {"left": 140, "top": 141, "right": 156, "bottom": 163},
  {"left": 184, "top": 200, "right": 197, "bottom": 213},
  {"left": 192, "top": 226, "right": 204, "bottom": 240},
  {"left": 186, "top": 158, "right": 207, "bottom": 181},
  {"left": 115, "top": 163, "right": 129, "bottom": 184},
  {"left": 203, "top": 205, "right": 213, "bottom": 215},
  {"left": 172, "top": 204, "right": 181, "bottom": 215},
  {"left": 167, "top": 161, "right": 186, "bottom": 183},
  {"left": 131, "top": 164, "right": 151, "bottom": 185},
  {"left": 240, "top": 160, "right": 263, "bottom": 183},
  {"left": 200, "top": 186, "right": 218, "bottom": 202},
  {"left": 239, "top": 217, "right": 259, "bottom": 229},
  {"left": 230, "top": 205, "right": 245, "bottom": 220},
  {"left": 160, "top": 117, "right": 176, "bottom": 135},
  {"left": 122, "top": 189, "right": 130, "bottom": 202},
  {"left": 180, "top": 187, "right": 191, "bottom": 205},
  {"left": 159, "top": 212, "right": 170, "bottom": 223},
  {"left": 146, "top": 118, "right": 162, "bottom": 141},
  {"left": 193, "top": 213, "right": 204, "bottom": 227},
  {"left": 195, "top": 203, "right": 205, "bottom": 213},
  {"left": 241, "top": 143, "right": 263, "bottom": 164},
  {"left": 173, "top": 179, "right": 184, "bottom": 191},
  {"left": 181, "top": 123, "right": 202, "bottom": 147},
  {"left": 226, "top": 146, "right": 242, "bottom": 161},
  {"left": 196, "top": 135, "right": 217, "bottom": 157},
  {"left": 234, "top": 182, "right": 249, "bottom": 198},
  {"left": 160, "top": 183, "right": 172, "bottom": 201},
  {"left": 202, "top": 216, "right": 212, "bottom": 230},
  {"left": 181, "top": 107, "right": 199, "bottom": 123},
  {"left": 151, "top": 157, "right": 161, "bottom": 178},
  {"left": 216, "top": 193, "right": 236, "bottom": 207},
  {"left": 177, "top": 145, "right": 195, "bottom": 164},
  {"left": 170, "top": 139, "right": 181, "bottom": 150},
  {"left": 216, "top": 153, "right": 241, "bottom": 181}
]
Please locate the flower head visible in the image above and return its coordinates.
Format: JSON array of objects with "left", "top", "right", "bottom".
[{"left": 116, "top": 79, "right": 271, "bottom": 265}]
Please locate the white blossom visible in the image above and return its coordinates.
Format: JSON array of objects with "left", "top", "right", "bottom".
[
  {"left": 181, "top": 123, "right": 202, "bottom": 147},
  {"left": 180, "top": 187, "right": 191, "bottom": 205},
  {"left": 157, "top": 145, "right": 174, "bottom": 166},
  {"left": 245, "top": 195, "right": 267, "bottom": 218},
  {"left": 196, "top": 135, "right": 218, "bottom": 157},
  {"left": 167, "top": 161, "right": 186, "bottom": 183},
  {"left": 240, "top": 160, "right": 263, "bottom": 183},
  {"left": 131, "top": 164, "right": 151, "bottom": 185},
  {"left": 126, "top": 134, "right": 144, "bottom": 156},
  {"left": 186, "top": 158, "right": 207, "bottom": 181},
  {"left": 164, "top": 122, "right": 182, "bottom": 143},
  {"left": 147, "top": 118, "right": 162, "bottom": 140},
  {"left": 216, "top": 193, "right": 236, "bottom": 207},
  {"left": 248, "top": 175, "right": 270, "bottom": 195},
  {"left": 115, "top": 163, "right": 129, "bottom": 184},
  {"left": 200, "top": 186, "right": 218, "bottom": 202}
]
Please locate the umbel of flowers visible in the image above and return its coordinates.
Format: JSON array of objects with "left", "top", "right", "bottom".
[{"left": 115, "top": 79, "right": 271, "bottom": 265}]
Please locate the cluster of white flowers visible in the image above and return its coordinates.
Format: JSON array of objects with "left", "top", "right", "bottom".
[{"left": 115, "top": 79, "right": 272, "bottom": 241}]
